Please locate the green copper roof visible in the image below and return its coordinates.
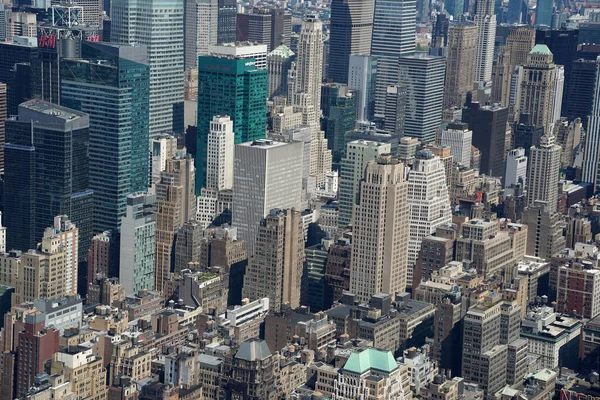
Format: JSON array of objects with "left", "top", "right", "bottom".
[
  {"left": 529, "top": 44, "right": 553, "bottom": 55},
  {"left": 269, "top": 44, "right": 295, "bottom": 58},
  {"left": 343, "top": 348, "right": 398, "bottom": 374}
]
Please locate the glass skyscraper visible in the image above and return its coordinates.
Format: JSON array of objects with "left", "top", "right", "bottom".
[
  {"left": 61, "top": 41, "right": 150, "bottom": 233},
  {"left": 196, "top": 55, "right": 268, "bottom": 191}
]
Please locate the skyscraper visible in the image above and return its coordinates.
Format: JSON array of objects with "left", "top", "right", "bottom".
[
  {"left": 440, "top": 122, "right": 473, "bottom": 167},
  {"left": 338, "top": 140, "right": 392, "bottom": 230},
  {"left": 206, "top": 115, "right": 234, "bottom": 192},
  {"left": 504, "top": 148, "right": 528, "bottom": 191},
  {"left": 565, "top": 58, "right": 597, "bottom": 130},
  {"left": 232, "top": 139, "right": 303, "bottom": 256},
  {"left": 535, "top": 0, "right": 553, "bottom": 27},
  {"left": 111, "top": 0, "right": 184, "bottom": 136},
  {"left": 348, "top": 54, "right": 377, "bottom": 122},
  {"left": 321, "top": 83, "right": 356, "bottom": 166},
  {"left": 4, "top": 100, "right": 92, "bottom": 254},
  {"left": 155, "top": 153, "right": 196, "bottom": 291},
  {"left": 350, "top": 155, "right": 410, "bottom": 302},
  {"left": 242, "top": 209, "right": 304, "bottom": 311},
  {"left": 0, "top": 83, "right": 5, "bottom": 172},
  {"left": 461, "top": 102, "right": 509, "bottom": 177},
  {"left": 120, "top": 193, "right": 157, "bottom": 295},
  {"left": 217, "top": 0, "right": 237, "bottom": 43},
  {"left": 371, "top": 0, "right": 416, "bottom": 117},
  {"left": 184, "top": 0, "right": 218, "bottom": 69},
  {"left": 407, "top": 150, "right": 452, "bottom": 273},
  {"left": 444, "top": 24, "right": 478, "bottom": 109},
  {"left": 61, "top": 41, "right": 150, "bottom": 233},
  {"left": 474, "top": 0, "right": 497, "bottom": 83},
  {"left": 527, "top": 134, "right": 561, "bottom": 213},
  {"left": 196, "top": 43, "right": 268, "bottom": 191},
  {"left": 583, "top": 58, "right": 600, "bottom": 192},
  {"left": 267, "top": 44, "right": 294, "bottom": 99},
  {"left": 398, "top": 53, "right": 446, "bottom": 143},
  {"left": 328, "top": 0, "right": 375, "bottom": 84}
]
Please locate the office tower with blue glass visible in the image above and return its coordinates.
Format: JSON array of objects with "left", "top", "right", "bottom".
[{"left": 61, "top": 41, "right": 150, "bottom": 233}]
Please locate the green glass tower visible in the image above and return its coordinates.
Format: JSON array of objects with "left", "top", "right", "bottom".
[
  {"left": 196, "top": 55, "right": 268, "bottom": 192},
  {"left": 321, "top": 83, "right": 356, "bottom": 167},
  {"left": 61, "top": 41, "right": 150, "bottom": 233}
]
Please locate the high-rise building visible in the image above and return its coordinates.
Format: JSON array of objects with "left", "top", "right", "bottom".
[
  {"left": 111, "top": 0, "right": 184, "bottom": 136},
  {"left": 556, "top": 263, "right": 600, "bottom": 319},
  {"left": 51, "top": 346, "right": 107, "bottom": 399},
  {"left": 583, "top": 58, "right": 600, "bottom": 191},
  {"left": 206, "top": 115, "right": 234, "bottom": 191},
  {"left": 196, "top": 43, "right": 268, "bottom": 191},
  {"left": 232, "top": 139, "right": 303, "bottom": 256},
  {"left": 217, "top": 0, "right": 237, "bottom": 43},
  {"left": 321, "top": 84, "right": 356, "bottom": 166},
  {"left": 0, "top": 83, "right": 5, "bottom": 172},
  {"left": 440, "top": 122, "right": 473, "bottom": 167},
  {"left": 267, "top": 45, "right": 294, "bottom": 99},
  {"left": 535, "top": 0, "right": 553, "bottom": 27},
  {"left": 350, "top": 156, "right": 410, "bottom": 302},
  {"left": 87, "top": 231, "right": 118, "bottom": 284},
  {"left": 16, "top": 312, "right": 59, "bottom": 398},
  {"left": 519, "top": 44, "right": 559, "bottom": 134},
  {"left": 338, "top": 140, "right": 392, "bottom": 230},
  {"left": 565, "top": 57, "right": 597, "bottom": 130},
  {"left": 151, "top": 134, "right": 178, "bottom": 188},
  {"left": 407, "top": 150, "right": 452, "bottom": 276},
  {"left": 526, "top": 134, "right": 561, "bottom": 213},
  {"left": 242, "top": 209, "right": 304, "bottom": 311},
  {"left": 521, "top": 206, "right": 565, "bottom": 259},
  {"left": 47, "top": 216, "right": 79, "bottom": 295},
  {"left": 444, "top": 24, "right": 478, "bottom": 109},
  {"left": 120, "top": 193, "right": 157, "bottom": 295},
  {"left": 474, "top": 0, "right": 497, "bottom": 83},
  {"left": 328, "top": 0, "right": 375, "bottom": 84},
  {"left": 348, "top": 54, "right": 377, "bottom": 122},
  {"left": 4, "top": 100, "right": 92, "bottom": 254},
  {"left": 398, "top": 54, "right": 446, "bottom": 143},
  {"left": 174, "top": 220, "right": 204, "bottom": 273},
  {"left": 383, "top": 85, "right": 407, "bottom": 137},
  {"left": 155, "top": 153, "right": 196, "bottom": 291},
  {"left": 0, "top": 39, "right": 37, "bottom": 116},
  {"left": 184, "top": 0, "right": 218, "bottom": 69},
  {"left": 61, "top": 41, "right": 150, "bottom": 233},
  {"left": 503, "top": 148, "right": 527, "bottom": 191},
  {"left": 371, "top": 0, "right": 416, "bottom": 117},
  {"left": 461, "top": 102, "right": 509, "bottom": 177},
  {"left": 430, "top": 14, "right": 449, "bottom": 56}
]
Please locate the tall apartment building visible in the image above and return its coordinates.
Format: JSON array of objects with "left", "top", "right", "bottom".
[
  {"left": 444, "top": 24, "right": 478, "bottom": 109},
  {"left": 440, "top": 122, "right": 472, "bottom": 167},
  {"left": 407, "top": 151, "right": 452, "bottom": 273},
  {"left": 350, "top": 156, "right": 410, "bottom": 302},
  {"left": 184, "top": 0, "right": 218, "bottom": 69},
  {"left": 398, "top": 54, "right": 446, "bottom": 143},
  {"left": 242, "top": 209, "right": 304, "bottom": 312},
  {"left": 348, "top": 54, "right": 377, "bottom": 122},
  {"left": 87, "top": 231, "right": 118, "bottom": 284},
  {"left": 120, "top": 193, "right": 157, "bottom": 295},
  {"left": 474, "top": 0, "right": 497, "bottom": 83},
  {"left": 4, "top": 100, "right": 92, "bottom": 254},
  {"left": 46, "top": 216, "right": 79, "bottom": 295},
  {"left": 61, "top": 41, "right": 150, "bottom": 232},
  {"left": 196, "top": 43, "right": 268, "bottom": 190},
  {"left": 338, "top": 140, "right": 392, "bottom": 230},
  {"left": 232, "top": 139, "right": 303, "bottom": 256},
  {"left": 328, "top": 0, "right": 374, "bottom": 84},
  {"left": 461, "top": 102, "right": 509, "bottom": 177},
  {"left": 155, "top": 153, "right": 196, "bottom": 291},
  {"left": 111, "top": 0, "right": 184, "bottom": 135},
  {"left": 371, "top": 0, "right": 416, "bottom": 117},
  {"left": 527, "top": 134, "right": 561, "bottom": 213},
  {"left": 519, "top": 45, "right": 560, "bottom": 134}
]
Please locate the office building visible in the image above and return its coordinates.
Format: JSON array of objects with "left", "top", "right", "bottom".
[
  {"left": 565, "top": 58, "right": 597, "bottom": 130},
  {"left": 328, "top": 0, "right": 375, "bottom": 84},
  {"left": 87, "top": 231, "right": 118, "bottom": 284},
  {"left": 430, "top": 14, "right": 449, "bottom": 56},
  {"left": 527, "top": 134, "right": 561, "bottom": 213},
  {"left": 384, "top": 85, "right": 407, "bottom": 136},
  {"left": 151, "top": 135, "right": 178, "bottom": 187},
  {"left": 232, "top": 139, "right": 303, "bottom": 256},
  {"left": 350, "top": 156, "right": 410, "bottom": 302},
  {"left": 16, "top": 312, "right": 60, "bottom": 398},
  {"left": 61, "top": 41, "right": 150, "bottom": 233},
  {"left": 196, "top": 43, "right": 268, "bottom": 191},
  {"left": 371, "top": 0, "right": 416, "bottom": 117},
  {"left": 504, "top": 148, "right": 527, "bottom": 191},
  {"left": 556, "top": 263, "right": 600, "bottom": 319},
  {"left": 0, "top": 40, "right": 37, "bottom": 116},
  {"left": 461, "top": 102, "right": 509, "bottom": 177},
  {"left": 444, "top": 24, "right": 478, "bottom": 109},
  {"left": 184, "top": 0, "right": 218, "bottom": 69},
  {"left": 440, "top": 122, "right": 472, "bottom": 167},
  {"left": 521, "top": 206, "right": 565, "bottom": 259},
  {"left": 583, "top": 58, "right": 600, "bottom": 191},
  {"left": 242, "top": 209, "right": 304, "bottom": 311},
  {"left": 407, "top": 150, "right": 452, "bottom": 278},
  {"left": 4, "top": 100, "right": 92, "bottom": 254},
  {"left": 398, "top": 54, "right": 446, "bottom": 143},
  {"left": 348, "top": 54, "right": 377, "bottom": 122},
  {"left": 535, "top": 0, "right": 553, "bottom": 27},
  {"left": 204, "top": 115, "right": 235, "bottom": 193},
  {"left": 111, "top": 0, "right": 184, "bottom": 136},
  {"left": 155, "top": 153, "right": 196, "bottom": 292},
  {"left": 217, "top": 0, "right": 236, "bottom": 43},
  {"left": 474, "top": 0, "right": 497, "bottom": 83},
  {"left": 120, "top": 193, "right": 157, "bottom": 295},
  {"left": 338, "top": 140, "right": 392, "bottom": 230},
  {"left": 321, "top": 83, "right": 356, "bottom": 165},
  {"left": 519, "top": 45, "right": 559, "bottom": 134},
  {"left": 46, "top": 216, "right": 79, "bottom": 295},
  {"left": 267, "top": 44, "right": 294, "bottom": 99}
]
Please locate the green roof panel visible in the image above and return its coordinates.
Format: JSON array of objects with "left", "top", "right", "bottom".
[{"left": 343, "top": 348, "right": 398, "bottom": 374}]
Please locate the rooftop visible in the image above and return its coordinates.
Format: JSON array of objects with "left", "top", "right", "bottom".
[
  {"left": 235, "top": 339, "right": 272, "bottom": 361},
  {"left": 343, "top": 348, "right": 398, "bottom": 374},
  {"left": 530, "top": 44, "right": 553, "bottom": 55}
]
